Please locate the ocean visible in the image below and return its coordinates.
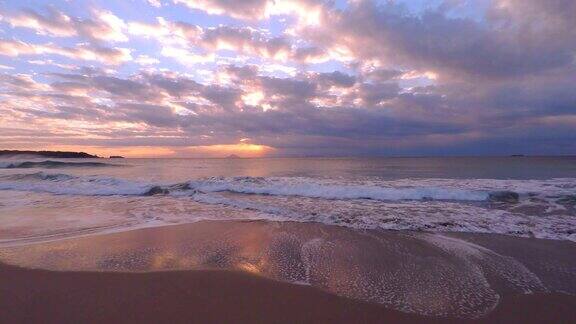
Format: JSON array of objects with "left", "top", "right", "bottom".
[{"left": 1, "top": 156, "right": 575, "bottom": 246}]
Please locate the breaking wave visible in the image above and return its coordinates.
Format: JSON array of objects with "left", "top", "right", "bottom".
[
  {"left": 1, "top": 173, "right": 575, "bottom": 203},
  {"left": 0, "top": 173, "right": 574, "bottom": 241},
  {"left": 0, "top": 173, "right": 513, "bottom": 201},
  {"left": 184, "top": 177, "right": 492, "bottom": 201},
  {"left": 0, "top": 172, "right": 149, "bottom": 196}
]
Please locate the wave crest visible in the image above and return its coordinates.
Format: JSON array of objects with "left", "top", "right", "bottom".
[{"left": 185, "top": 177, "right": 491, "bottom": 201}]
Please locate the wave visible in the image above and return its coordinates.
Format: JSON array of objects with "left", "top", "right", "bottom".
[
  {"left": 0, "top": 173, "right": 575, "bottom": 241},
  {"left": 3, "top": 172, "right": 77, "bottom": 181},
  {"left": 184, "top": 177, "right": 492, "bottom": 201},
  {"left": 0, "top": 160, "right": 118, "bottom": 169},
  {"left": 0, "top": 172, "right": 150, "bottom": 196},
  {"left": 0, "top": 173, "right": 498, "bottom": 201},
  {"left": 1, "top": 173, "right": 574, "bottom": 204}
]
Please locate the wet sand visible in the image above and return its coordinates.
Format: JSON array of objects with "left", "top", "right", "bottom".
[
  {"left": 1, "top": 221, "right": 575, "bottom": 323},
  {"left": 0, "top": 262, "right": 442, "bottom": 324},
  {"left": 1, "top": 262, "right": 576, "bottom": 324}
]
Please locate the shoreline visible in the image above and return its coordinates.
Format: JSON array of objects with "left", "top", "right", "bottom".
[
  {"left": 2, "top": 217, "right": 574, "bottom": 249},
  {"left": 1, "top": 220, "right": 575, "bottom": 322}
]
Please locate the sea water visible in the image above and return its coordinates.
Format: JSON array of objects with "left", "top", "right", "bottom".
[{"left": 1, "top": 156, "right": 575, "bottom": 245}]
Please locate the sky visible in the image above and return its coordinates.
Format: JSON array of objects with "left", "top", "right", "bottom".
[{"left": 0, "top": 0, "right": 575, "bottom": 157}]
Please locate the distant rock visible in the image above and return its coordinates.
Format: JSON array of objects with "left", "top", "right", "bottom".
[
  {"left": 226, "top": 154, "right": 241, "bottom": 159},
  {"left": 489, "top": 191, "right": 520, "bottom": 203},
  {"left": 109, "top": 156, "right": 125, "bottom": 159},
  {"left": 143, "top": 186, "right": 169, "bottom": 196},
  {"left": 4, "top": 161, "right": 113, "bottom": 168},
  {"left": 0, "top": 150, "right": 99, "bottom": 158}
]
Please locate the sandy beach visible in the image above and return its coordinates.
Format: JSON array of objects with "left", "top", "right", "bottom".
[{"left": 1, "top": 221, "right": 575, "bottom": 323}]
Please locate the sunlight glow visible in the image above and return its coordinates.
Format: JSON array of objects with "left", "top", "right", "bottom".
[
  {"left": 183, "top": 143, "right": 275, "bottom": 158},
  {"left": 241, "top": 91, "right": 265, "bottom": 106}
]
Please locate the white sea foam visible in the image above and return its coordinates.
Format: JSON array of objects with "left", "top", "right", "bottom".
[
  {"left": 1, "top": 173, "right": 575, "bottom": 202},
  {"left": 0, "top": 173, "right": 495, "bottom": 201},
  {"left": 185, "top": 177, "right": 491, "bottom": 201},
  {"left": 0, "top": 173, "right": 574, "bottom": 242},
  {"left": 184, "top": 176, "right": 576, "bottom": 204}
]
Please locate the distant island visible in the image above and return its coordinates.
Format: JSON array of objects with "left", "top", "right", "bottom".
[
  {"left": 109, "top": 155, "right": 125, "bottom": 159},
  {"left": 226, "top": 154, "right": 241, "bottom": 159},
  {"left": 0, "top": 150, "right": 100, "bottom": 158}
]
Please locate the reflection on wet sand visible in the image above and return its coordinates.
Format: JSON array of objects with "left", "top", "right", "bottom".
[{"left": 0, "top": 220, "right": 575, "bottom": 319}]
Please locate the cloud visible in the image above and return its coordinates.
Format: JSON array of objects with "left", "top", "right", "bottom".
[
  {"left": 147, "top": 0, "right": 162, "bottom": 8},
  {"left": 127, "top": 18, "right": 335, "bottom": 65},
  {"left": 296, "top": 0, "right": 576, "bottom": 80},
  {"left": 0, "top": 39, "right": 132, "bottom": 64},
  {"left": 201, "top": 26, "right": 292, "bottom": 60},
  {"left": 173, "top": 0, "right": 269, "bottom": 20},
  {"left": 134, "top": 55, "right": 160, "bottom": 65},
  {"left": 141, "top": 71, "right": 202, "bottom": 97},
  {"left": 117, "top": 103, "right": 180, "bottom": 127},
  {"left": 312, "top": 71, "right": 356, "bottom": 88},
  {"left": 1, "top": 0, "right": 576, "bottom": 156},
  {"left": 160, "top": 46, "right": 215, "bottom": 65},
  {"left": 28, "top": 59, "right": 75, "bottom": 69},
  {"left": 2, "top": 63, "right": 576, "bottom": 156},
  {"left": 0, "top": 73, "right": 49, "bottom": 91},
  {"left": 1, "top": 8, "right": 76, "bottom": 37},
  {"left": 1, "top": 8, "right": 128, "bottom": 42},
  {"left": 89, "top": 75, "right": 155, "bottom": 100},
  {"left": 174, "top": 0, "right": 328, "bottom": 26},
  {"left": 128, "top": 18, "right": 201, "bottom": 46}
]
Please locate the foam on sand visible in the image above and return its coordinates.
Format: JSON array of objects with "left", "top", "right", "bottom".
[{"left": 1, "top": 221, "right": 573, "bottom": 319}]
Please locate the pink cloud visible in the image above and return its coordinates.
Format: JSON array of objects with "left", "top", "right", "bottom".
[
  {"left": 0, "top": 39, "right": 132, "bottom": 64},
  {"left": 1, "top": 8, "right": 128, "bottom": 42}
]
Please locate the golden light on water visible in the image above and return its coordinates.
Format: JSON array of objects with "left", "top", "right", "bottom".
[
  {"left": 182, "top": 143, "right": 275, "bottom": 158},
  {"left": 236, "top": 262, "right": 261, "bottom": 274}
]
